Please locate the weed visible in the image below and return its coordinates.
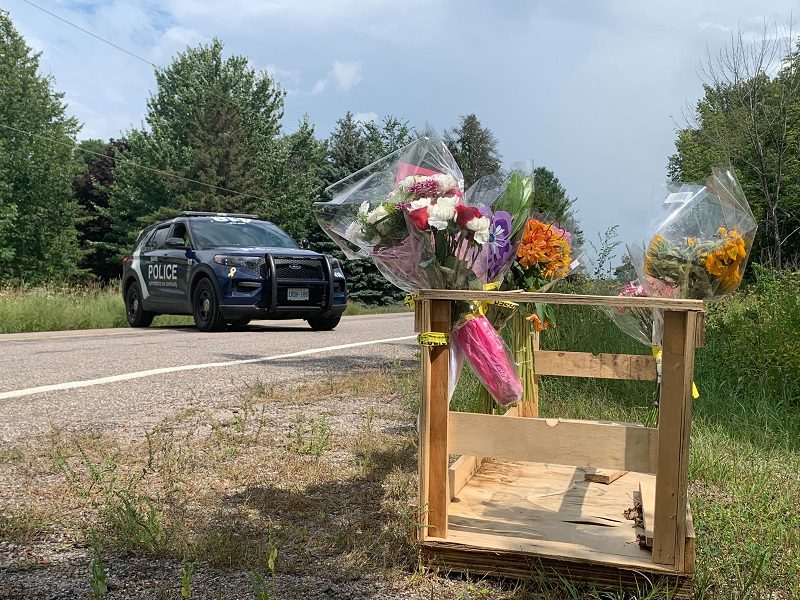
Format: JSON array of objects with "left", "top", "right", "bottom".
[
  {"left": 290, "top": 417, "right": 330, "bottom": 457},
  {"left": 88, "top": 538, "right": 108, "bottom": 600},
  {"left": 180, "top": 558, "right": 194, "bottom": 599}
]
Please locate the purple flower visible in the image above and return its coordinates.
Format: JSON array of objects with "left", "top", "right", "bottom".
[
  {"left": 408, "top": 179, "right": 440, "bottom": 198},
  {"left": 487, "top": 211, "right": 514, "bottom": 281}
]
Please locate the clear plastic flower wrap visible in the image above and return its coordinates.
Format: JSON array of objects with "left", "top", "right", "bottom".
[
  {"left": 450, "top": 313, "right": 523, "bottom": 406},
  {"left": 312, "top": 134, "right": 521, "bottom": 291},
  {"left": 640, "top": 168, "right": 757, "bottom": 301}
]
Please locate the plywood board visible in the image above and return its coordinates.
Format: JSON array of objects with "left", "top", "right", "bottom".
[
  {"left": 439, "top": 459, "right": 685, "bottom": 577},
  {"left": 417, "top": 289, "right": 705, "bottom": 311},
  {"left": 533, "top": 351, "right": 657, "bottom": 381},
  {"left": 449, "top": 412, "right": 658, "bottom": 474},
  {"left": 583, "top": 467, "right": 627, "bottom": 485}
]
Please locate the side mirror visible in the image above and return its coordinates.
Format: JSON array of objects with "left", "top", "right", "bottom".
[
  {"left": 299, "top": 238, "right": 310, "bottom": 250},
  {"left": 166, "top": 237, "right": 187, "bottom": 249}
]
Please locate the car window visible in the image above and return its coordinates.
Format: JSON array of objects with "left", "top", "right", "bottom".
[
  {"left": 145, "top": 227, "right": 170, "bottom": 251},
  {"left": 137, "top": 229, "right": 155, "bottom": 251},
  {"left": 189, "top": 218, "right": 298, "bottom": 249},
  {"left": 170, "top": 222, "right": 191, "bottom": 248}
]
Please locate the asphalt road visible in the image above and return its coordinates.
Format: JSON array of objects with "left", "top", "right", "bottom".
[{"left": 0, "top": 313, "right": 416, "bottom": 445}]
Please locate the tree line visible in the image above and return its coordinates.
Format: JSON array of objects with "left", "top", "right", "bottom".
[
  {"left": 0, "top": 9, "right": 581, "bottom": 302},
  {"left": 670, "top": 26, "right": 800, "bottom": 269}
]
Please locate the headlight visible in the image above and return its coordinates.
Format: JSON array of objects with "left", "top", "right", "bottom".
[
  {"left": 329, "top": 257, "right": 345, "bottom": 279},
  {"left": 214, "top": 255, "right": 262, "bottom": 271}
]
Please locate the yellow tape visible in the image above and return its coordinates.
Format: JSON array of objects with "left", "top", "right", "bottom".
[
  {"left": 651, "top": 346, "right": 700, "bottom": 399},
  {"left": 404, "top": 293, "right": 417, "bottom": 308},
  {"left": 484, "top": 281, "right": 501, "bottom": 291},
  {"left": 417, "top": 331, "right": 449, "bottom": 346},
  {"left": 494, "top": 300, "right": 519, "bottom": 310}
]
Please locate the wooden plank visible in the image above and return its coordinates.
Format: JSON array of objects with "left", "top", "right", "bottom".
[
  {"left": 449, "top": 412, "right": 658, "bottom": 474},
  {"left": 417, "top": 289, "right": 705, "bottom": 311},
  {"left": 583, "top": 467, "right": 627, "bottom": 484},
  {"left": 652, "top": 310, "right": 697, "bottom": 567},
  {"left": 534, "top": 350, "right": 657, "bottom": 381},
  {"left": 685, "top": 504, "right": 696, "bottom": 574},
  {"left": 426, "top": 299, "right": 451, "bottom": 539},
  {"left": 694, "top": 312, "right": 706, "bottom": 348},
  {"left": 421, "top": 541, "right": 692, "bottom": 598},
  {"left": 416, "top": 299, "right": 431, "bottom": 541},
  {"left": 448, "top": 455, "right": 484, "bottom": 500}
]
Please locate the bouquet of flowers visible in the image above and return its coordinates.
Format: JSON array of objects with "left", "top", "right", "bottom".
[
  {"left": 640, "top": 168, "right": 756, "bottom": 301},
  {"left": 314, "top": 134, "right": 525, "bottom": 407},
  {"left": 314, "top": 135, "right": 520, "bottom": 292}
]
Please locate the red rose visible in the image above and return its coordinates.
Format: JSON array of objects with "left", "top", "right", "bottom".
[
  {"left": 455, "top": 204, "right": 481, "bottom": 227},
  {"left": 408, "top": 206, "right": 429, "bottom": 230}
]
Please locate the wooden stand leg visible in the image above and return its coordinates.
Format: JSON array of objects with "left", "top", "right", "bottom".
[
  {"left": 419, "top": 299, "right": 451, "bottom": 540},
  {"left": 652, "top": 310, "right": 697, "bottom": 567}
]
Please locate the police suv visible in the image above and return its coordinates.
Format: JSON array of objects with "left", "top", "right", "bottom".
[{"left": 122, "top": 212, "right": 347, "bottom": 331}]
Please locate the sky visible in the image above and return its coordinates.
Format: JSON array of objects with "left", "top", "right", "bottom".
[{"left": 5, "top": 0, "right": 798, "bottom": 263}]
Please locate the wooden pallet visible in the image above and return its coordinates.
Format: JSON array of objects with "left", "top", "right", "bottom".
[{"left": 414, "top": 292, "right": 703, "bottom": 596}]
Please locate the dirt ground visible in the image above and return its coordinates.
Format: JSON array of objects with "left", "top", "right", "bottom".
[{"left": 0, "top": 367, "right": 539, "bottom": 600}]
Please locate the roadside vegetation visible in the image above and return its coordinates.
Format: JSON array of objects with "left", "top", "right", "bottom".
[
  {"left": 0, "top": 282, "right": 410, "bottom": 334},
  {"left": 1, "top": 273, "right": 797, "bottom": 599}
]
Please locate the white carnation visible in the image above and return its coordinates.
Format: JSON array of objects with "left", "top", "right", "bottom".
[
  {"left": 357, "top": 201, "right": 370, "bottom": 216},
  {"left": 409, "top": 197, "right": 432, "bottom": 210},
  {"left": 466, "top": 216, "right": 491, "bottom": 244},
  {"left": 427, "top": 199, "right": 457, "bottom": 230},
  {"left": 345, "top": 221, "right": 365, "bottom": 244},
  {"left": 432, "top": 174, "right": 456, "bottom": 193},
  {"left": 367, "top": 204, "right": 389, "bottom": 224}
]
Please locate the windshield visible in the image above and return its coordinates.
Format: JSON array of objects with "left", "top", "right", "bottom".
[{"left": 190, "top": 218, "right": 298, "bottom": 250}]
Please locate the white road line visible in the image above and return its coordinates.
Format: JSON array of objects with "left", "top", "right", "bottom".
[{"left": 0, "top": 335, "right": 417, "bottom": 400}]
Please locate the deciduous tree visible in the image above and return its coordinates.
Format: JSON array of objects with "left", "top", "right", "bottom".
[{"left": 0, "top": 10, "right": 80, "bottom": 282}]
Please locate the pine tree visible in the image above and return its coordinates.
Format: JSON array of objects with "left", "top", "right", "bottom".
[
  {"left": 72, "top": 139, "right": 128, "bottom": 280},
  {"left": 444, "top": 114, "right": 502, "bottom": 188},
  {"left": 0, "top": 10, "right": 81, "bottom": 282},
  {"left": 266, "top": 117, "right": 326, "bottom": 241},
  {"left": 316, "top": 113, "right": 412, "bottom": 305},
  {"left": 107, "top": 38, "right": 284, "bottom": 256}
]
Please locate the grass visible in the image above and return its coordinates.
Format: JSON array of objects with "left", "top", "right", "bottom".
[
  {"left": 1, "top": 272, "right": 797, "bottom": 598},
  {"left": 0, "top": 281, "right": 410, "bottom": 333}
]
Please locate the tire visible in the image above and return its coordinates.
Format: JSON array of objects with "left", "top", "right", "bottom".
[
  {"left": 192, "top": 278, "right": 224, "bottom": 332},
  {"left": 307, "top": 316, "right": 341, "bottom": 331},
  {"left": 125, "top": 282, "right": 155, "bottom": 328}
]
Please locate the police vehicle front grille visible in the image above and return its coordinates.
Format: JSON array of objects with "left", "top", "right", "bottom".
[{"left": 273, "top": 257, "right": 324, "bottom": 280}]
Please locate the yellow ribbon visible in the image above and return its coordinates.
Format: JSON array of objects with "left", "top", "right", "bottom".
[
  {"left": 651, "top": 346, "right": 699, "bottom": 399},
  {"left": 404, "top": 293, "right": 418, "bottom": 308},
  {"left": 417, "top": 331, "right": 449, "bottom": 346}
]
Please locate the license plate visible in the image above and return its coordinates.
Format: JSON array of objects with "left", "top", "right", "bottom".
[{"left": 287, "top": 288, "right": 309, "bottom": 301}]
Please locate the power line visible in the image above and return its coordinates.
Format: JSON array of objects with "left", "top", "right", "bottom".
[
  {"left": 17, "top": 0, "right": 299, "bottom": 135},
  {"left": 0, "top": 122, "right": 270, "bottom": 203}
]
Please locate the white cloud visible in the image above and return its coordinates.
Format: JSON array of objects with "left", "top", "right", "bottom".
[
  {"left": 353, "top": 111, "right": 377, "bottom": 123},
  {"left": 331, "top": 60, "right": 362, "bottom": 91},
  {"left": 264, "top": 63, "right": 301, "bottom": 83},
  {"left": 305, "top": 60, "right": 363, "bottom": 95}
]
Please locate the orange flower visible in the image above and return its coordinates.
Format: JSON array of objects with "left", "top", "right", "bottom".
[
  {"left": 704, "top": 228, "right": 746, "bottom": 292},
  {"left": 517, "top": 220, "right": 572, "bottom": 280},
  {"left": 526, "top": 312, "right": 550, "bottom": 332}
]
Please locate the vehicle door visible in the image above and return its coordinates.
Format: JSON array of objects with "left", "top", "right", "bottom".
[
  {"left": 140, "top": 225, "right": 171, "bottom": 306},
  {"left": 158, "top": 221, "right": 193, "bottom": 310}
]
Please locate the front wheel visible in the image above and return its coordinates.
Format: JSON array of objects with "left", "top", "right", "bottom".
[
  {"left": 125, "top": 282, "right": 154, "bottom": 328},
  {"left": 192, "top": 278, "right": 224, "bottom": 332},
  {"left": 307, "top": 316, "right": 341, "bottom": 331}
]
